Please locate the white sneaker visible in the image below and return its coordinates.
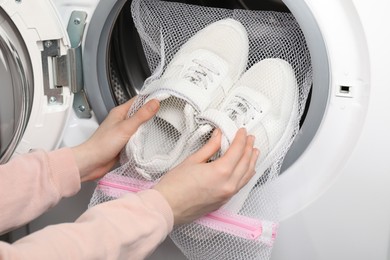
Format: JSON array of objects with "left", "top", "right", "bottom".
[
  {"left": 127, "top": 18, "right": 249, "bottom": 180},
  {"left": 197, "top": 58, "right": 299, "bottom": 212}
]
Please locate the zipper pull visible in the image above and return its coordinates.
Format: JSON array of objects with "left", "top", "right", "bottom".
[{"left": 257, "top": 221, "right": 278, "bottom": 246}]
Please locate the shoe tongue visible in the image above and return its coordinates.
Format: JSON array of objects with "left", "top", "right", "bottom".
[
  {"left": 156, "top": 100, "right": 185, "bottom": 133},
  {"left": 180, "top": 49, "right": 228, "bottom": 90},
  {"left": 146, "top": 92, "right": 188, "bottom": 133}
]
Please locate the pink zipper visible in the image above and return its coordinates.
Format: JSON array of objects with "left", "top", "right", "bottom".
[
  {"left": 202, "top": 212, "right": 263, "bottom": 239},
  {"left": 97, "top": 175, "right": 155, "bottom": 197},
  {"left": 97, "top": 176, "right": 277, "bottom": 245},
  {"left": 98, "top": 180, "right": 142, "bottom": 193},
  {"left": 196, "top": 211, "right": 277, "bottom": 245}
]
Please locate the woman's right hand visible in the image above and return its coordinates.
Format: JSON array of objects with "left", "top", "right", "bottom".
[{"left": 153, "top": 128, "right": 259, "bottom": 226}]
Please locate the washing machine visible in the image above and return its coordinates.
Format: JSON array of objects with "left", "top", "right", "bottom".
[{"left": 1, "top": 0, "right": 390, "bottom": 259}]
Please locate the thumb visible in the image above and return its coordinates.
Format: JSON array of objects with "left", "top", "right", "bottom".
[
  {"left": 124, "top": 99, "right": 160, "bottom": 134},
  {"left": 188, "top": 129, "right": 222, "bottom": 163}
]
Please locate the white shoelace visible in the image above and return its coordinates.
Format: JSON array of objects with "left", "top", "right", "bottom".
[
  {"left": 184, "top": 59, "right": 220, "bottom": 90},
  {"left": 225, "top": 95, "right": 262, "bottom": 127}
]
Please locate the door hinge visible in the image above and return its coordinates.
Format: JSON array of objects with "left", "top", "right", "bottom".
[{"left": 41, "top": 11, "right": 91, "bottom": 118}]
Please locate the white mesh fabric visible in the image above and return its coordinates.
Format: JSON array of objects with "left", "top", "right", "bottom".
[{"left": 89, "top": 1, "right": 312, "bottom": 259}]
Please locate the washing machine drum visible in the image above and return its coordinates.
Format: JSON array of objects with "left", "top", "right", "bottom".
[
  {"left": 108, "top": 0, "right": 293, "bottom": 105},
  {"left": 0, "top": 8, "right": 33, "bottom": 164}
]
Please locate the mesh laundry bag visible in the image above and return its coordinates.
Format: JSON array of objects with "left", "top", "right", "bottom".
[{"left": 89, "top": 0, "right": 312, "bottom": 259}]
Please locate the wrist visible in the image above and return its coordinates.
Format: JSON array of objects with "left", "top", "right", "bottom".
[{"left": 71, "top": 144, "right": 93, "bottom": 182}]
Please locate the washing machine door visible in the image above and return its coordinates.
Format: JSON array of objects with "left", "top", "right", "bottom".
[
  {"left": 0, "top": 7, "right": 32, "bottom": 164},
  {"left": 0, "top": 0, "right": 81, "bottom": 163}
]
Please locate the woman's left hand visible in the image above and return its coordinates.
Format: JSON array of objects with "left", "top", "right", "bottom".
[{"left": 71, "top": 97, "right": 160, "bottom": 182}]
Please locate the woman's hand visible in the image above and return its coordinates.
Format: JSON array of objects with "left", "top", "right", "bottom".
[
  {"left": 153, "top": 128, "right": 259, "bottom": 226},
  {"left": 72, "top": 98, "right": 160, "bottom": 182}
]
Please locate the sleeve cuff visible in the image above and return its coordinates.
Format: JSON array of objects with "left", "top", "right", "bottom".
[{"left": 136, "top": 189, "right": 174, "bottom": 233}]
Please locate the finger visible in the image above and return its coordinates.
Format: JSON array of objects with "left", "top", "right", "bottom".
[
  {"left": 111, "top": 96, "right": 138, "bottom": 119},
  {"left": 187, "top": 129, "right": 221, "bottom": 163},
  {"left": 120, "top": 96, "right": 137, "bottom": 111},
  {"left": 217, "top": 128, "right": 248, "bottom": 168},
  {"left": 229, "top": 135, "right": 255, "bottom": 183},
  {"left": 124, "top": 99, "right": 160, "bottom": 132},
  {"left": 237, "top": 148, "right": 259, "bottom": 189}
]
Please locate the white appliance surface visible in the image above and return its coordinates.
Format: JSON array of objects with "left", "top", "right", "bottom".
[
  {"left": 272, "top": 1, "right": 390, "bottom": 259},
  {"left": 2, "top": 0, "right": 390, "bottom": 259}
]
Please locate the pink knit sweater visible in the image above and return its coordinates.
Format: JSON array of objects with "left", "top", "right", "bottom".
[{"left": 0, "top": 148, "right": 174, "bottom": 259}]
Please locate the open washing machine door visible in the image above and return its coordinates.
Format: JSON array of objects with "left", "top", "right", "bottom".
[{"left": 0, "top": 0, "right": 85, "bottom": 163}]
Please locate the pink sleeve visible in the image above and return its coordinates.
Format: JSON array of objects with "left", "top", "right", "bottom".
[
  {"left": 0, "top": 148, "right": 81, "bottom": 233},
  {"left": 0, "top": 189, "right": 174, "bottom": 260}
]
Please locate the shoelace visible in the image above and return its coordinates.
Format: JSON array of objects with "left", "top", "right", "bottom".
[
  {"left": 184, "top": 59, "right": 220, "bottom": 90},
  {"left": 225, "top": 95, "right": 262, "bottom": 127}
]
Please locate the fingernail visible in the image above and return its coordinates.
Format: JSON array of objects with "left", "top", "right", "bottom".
[
  {"left": 254, "top": 148, "right": 260, "bottom": 158},
  {"left": 240, "top": 127, "right": 247, "bottom": 134},
  {"left": 147, "top": 99, "right": 159, "bottom": 112},
  {"left": 212, "top": 128, "right": 220, "bottom": 137}
]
